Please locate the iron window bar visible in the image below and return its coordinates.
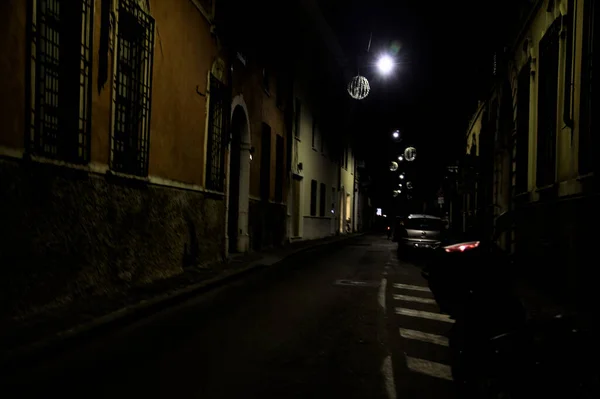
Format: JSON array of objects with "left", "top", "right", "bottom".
[
  {"left": 111, "top": 0, "right": 155, "bottom": 177},
  {"left": 205, "top": 75, "right": 230, "bottom": 191},
  {"left": 30, "top": 0, "right": 93, "bottom": 163}
]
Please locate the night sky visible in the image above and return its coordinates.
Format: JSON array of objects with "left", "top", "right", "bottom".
[{"left": 317, "top": 0, "right": 524, "bottom": 206}]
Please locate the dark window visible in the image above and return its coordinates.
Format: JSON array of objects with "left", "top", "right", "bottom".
[
  {"left": 262, "top": 68, "right": 270, "bottom": 93},
  {"left": 344, "top": 146, "right": 349, "bottom": 170},
  {"left": 294, "top": 98, "right": 301, "bottom": 138},
  {"left": 311, "top": 117, "right": 317, "bottom": 148},
  {"left": 30, "top": 0, "right": 94, "bottom": 163},
  {"left": 205, "top": 75, "right": 230, "bottom": 190},
  {"left": 319, "top": 182, "right": 326, "bottom": 217},
  {"left": 404, "top": 218, "right": 443, "bottom": 231},
  {"left": 111, "top": 0, "right": 155, "bottom": 176},
  {"left": 536, "top": 19, "right": 560, "bottom": 187},
  {"left": 260, "top": 123, "right": 271, "bottom": 200},
  {"left": 275, "top": 134, "right": 284, "bottom": 202},
  {"left": 276, "top": 74, "right": 284, "bottom": 109},
  {"left": 310, "top": 179, "right": 317, "bottom": 216},
  {"left": 516, "top": 64, "right": 530, "bottom": 193},
  {"left": 580, "top": 1, "right": 600, "bottom": 175}
]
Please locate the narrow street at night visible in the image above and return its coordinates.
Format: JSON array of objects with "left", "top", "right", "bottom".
[{"left": 3, "top": 235, "right": 455, "bottom": 399}]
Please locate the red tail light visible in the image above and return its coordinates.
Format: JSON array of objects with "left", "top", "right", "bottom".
[{"left": 443, "top": 241, "right": 480, "bottom": 253}]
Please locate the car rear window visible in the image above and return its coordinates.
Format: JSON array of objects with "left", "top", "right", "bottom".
[{"left": 404, "top": 218, "right": 443, "bottom": 231}]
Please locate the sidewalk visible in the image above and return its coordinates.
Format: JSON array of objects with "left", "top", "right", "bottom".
[{"left": 1, "top": 233, "right": 362, "bottom": 361}]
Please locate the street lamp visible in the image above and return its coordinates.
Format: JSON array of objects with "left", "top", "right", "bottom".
[
  {"left": 377, "top": 54, "right": 394, "bottom": 75},
  {"left": 392, "top": 130, "right": 400, "bottom": 139}
]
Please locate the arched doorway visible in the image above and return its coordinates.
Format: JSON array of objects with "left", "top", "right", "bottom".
[{"left": 227, "top": 102, "right": 251, "bottom": 253}]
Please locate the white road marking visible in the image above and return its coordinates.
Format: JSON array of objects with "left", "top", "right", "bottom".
[
  {"left": 381, "top": 355, "right": 397, "bottom": 399},
  {"left": 393, "top": 294, "right": 437, "bottom": 304},
  {"left": 395, "top": 308, "right": 455, "bottom": 323},
  {"left": 405, "top": 356, "right": 453, "bottom": 381},
  {"left": 393, "top": 283, "right": 431, "bottom": 292},
  {"left": 399, "top": 328, "right": 449, "bottom": 346},
  {"left": 379, "top": 278, "right": 387, "bottom": 310}
]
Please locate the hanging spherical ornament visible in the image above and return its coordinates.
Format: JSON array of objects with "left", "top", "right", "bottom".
[
  {"left": 404, "top": 146, "right": 417, "bottom": 161},
  {"left": 406, "top": 181, "right": 413, "bottom": 190},
  {"left": 393, "top": 190, "right": 400, "bottom": 198},
  {"left": 347, "top": 75, "right": 370, "bottom": 100},
  {"left": 389, "top": 161, "right": 398, "bottom": 172}
]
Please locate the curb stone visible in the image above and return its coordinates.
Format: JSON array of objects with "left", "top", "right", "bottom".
[{"left": 1, "top": 233, "right": 363, "bottom": 366}]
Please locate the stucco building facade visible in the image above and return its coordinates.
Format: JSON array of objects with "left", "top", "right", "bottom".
[
  {"left": 0, "top": 0, "right": 366, "bottom": 330},
  {"left": 460, "top": 0, "right": 598, "bottom": 308}
]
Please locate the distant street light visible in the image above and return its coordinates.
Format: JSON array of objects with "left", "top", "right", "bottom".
[
  {"left": 377, "top": 54, "right": 394, "bottom": 75},
  {"left": 399, "top": 173, "right": 405, "bottom": 180},
  {"left": 398, "top": 155, "right": 404, "bottom": 161},
  {"left": 392, "top": 130, "right": 400, "bottom": 139}
]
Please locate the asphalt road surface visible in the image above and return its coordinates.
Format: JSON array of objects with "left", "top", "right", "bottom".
[{"left": 3, "top": 235, "right": 456, "bottom": 398}]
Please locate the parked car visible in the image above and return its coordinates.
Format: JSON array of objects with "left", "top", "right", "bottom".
[{"left": 395, "top": 214, "right": 444, "bottom": 252}]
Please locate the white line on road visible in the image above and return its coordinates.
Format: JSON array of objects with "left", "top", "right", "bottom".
[
  {"left": 393, "top": 283, "right": 431, "bottom": 292},
  {"left": 399, "top": 328, "right": 449, "bottom": 346},
  {"left": 379, "top": 278, "right": 387, "bottom": 310},
  {"left": 381, "top": 355, "right": 397, "bottom": 399},
  {"left": 405, "top": 356, "right": 453, "bottom": 381},
  {"left": 395, "top": 308, "right": 455, "bottom": 323},
  {"left": 393, "top": 294, "right": 437, "bottom": 304}
]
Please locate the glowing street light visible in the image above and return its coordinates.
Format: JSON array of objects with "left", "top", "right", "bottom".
[
  {"left": 392, "top": 130, "right": 400, "bottom": 139},
  {"left": 399, "top": 173, "right": 405, "bottom": 180},
  {"left": 377, "top": 54, "right": 394, "bottom": 75},
  {"left": 398, "top": 155, "right": 404, "bottom": 161}
]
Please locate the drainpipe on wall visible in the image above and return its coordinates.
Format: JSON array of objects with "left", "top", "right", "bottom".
[
  {"left": 352, "top": 158, "right": 357, "bottom": 232},
  {"left": 337, "top": 151, "right": 342, "bottom": 235}
]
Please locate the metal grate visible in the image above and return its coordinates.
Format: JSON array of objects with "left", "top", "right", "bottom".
[
  {"left": 205, "top": 75, "right": 230, "bottom": 191},
  {"left": 111, "top": 0, "right": 155, "bottom": 176},
  {"left": 31, "top": 0, "right": 93, "bottom": 163}
]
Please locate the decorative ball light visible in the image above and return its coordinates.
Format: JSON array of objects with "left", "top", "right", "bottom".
[
  {"left": 404, "top": 147, "right": 417, "bottom": 162},
  {"left": 406, "top": 181, "right": 413, "bottom": 190},
  {"left": 393, "top": 190, "right": 400, "bottom": 198},
  {"left": 347, "top": 75, "right": 370, "bottom": 100},
  {"left": 389, "top": 161, "right": 398, "bottom": 172}
]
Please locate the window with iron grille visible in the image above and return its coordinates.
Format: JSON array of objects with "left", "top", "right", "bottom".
[
  {"left": 30, "top": 0, "right": 94, "bottom": 163},
  {"left": 536, "top": 20, "right": 559, "bottom": 188},
  {"left": 275, "top": 134, "right": 284, "bottom": 202},
  {"left": 205, "top": 75, "right": 230, "bottom": 191},
  {"left": 111, "top": 0, "right": 155, "bottom": 177},
  {"left": 516, "top": 63, "right": 530, "bottom": 194}
]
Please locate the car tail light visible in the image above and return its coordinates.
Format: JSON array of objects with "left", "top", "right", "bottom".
[{"left": 443, "top": 241, "right": 480, "bottom": 253}]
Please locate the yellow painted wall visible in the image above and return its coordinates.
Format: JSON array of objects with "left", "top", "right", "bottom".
[
  {"left": 0, "top": 0, "right": 217, "bottom": 187},
  {"left": 146, "top": 0, "right": 216, "bottom": 185}
]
